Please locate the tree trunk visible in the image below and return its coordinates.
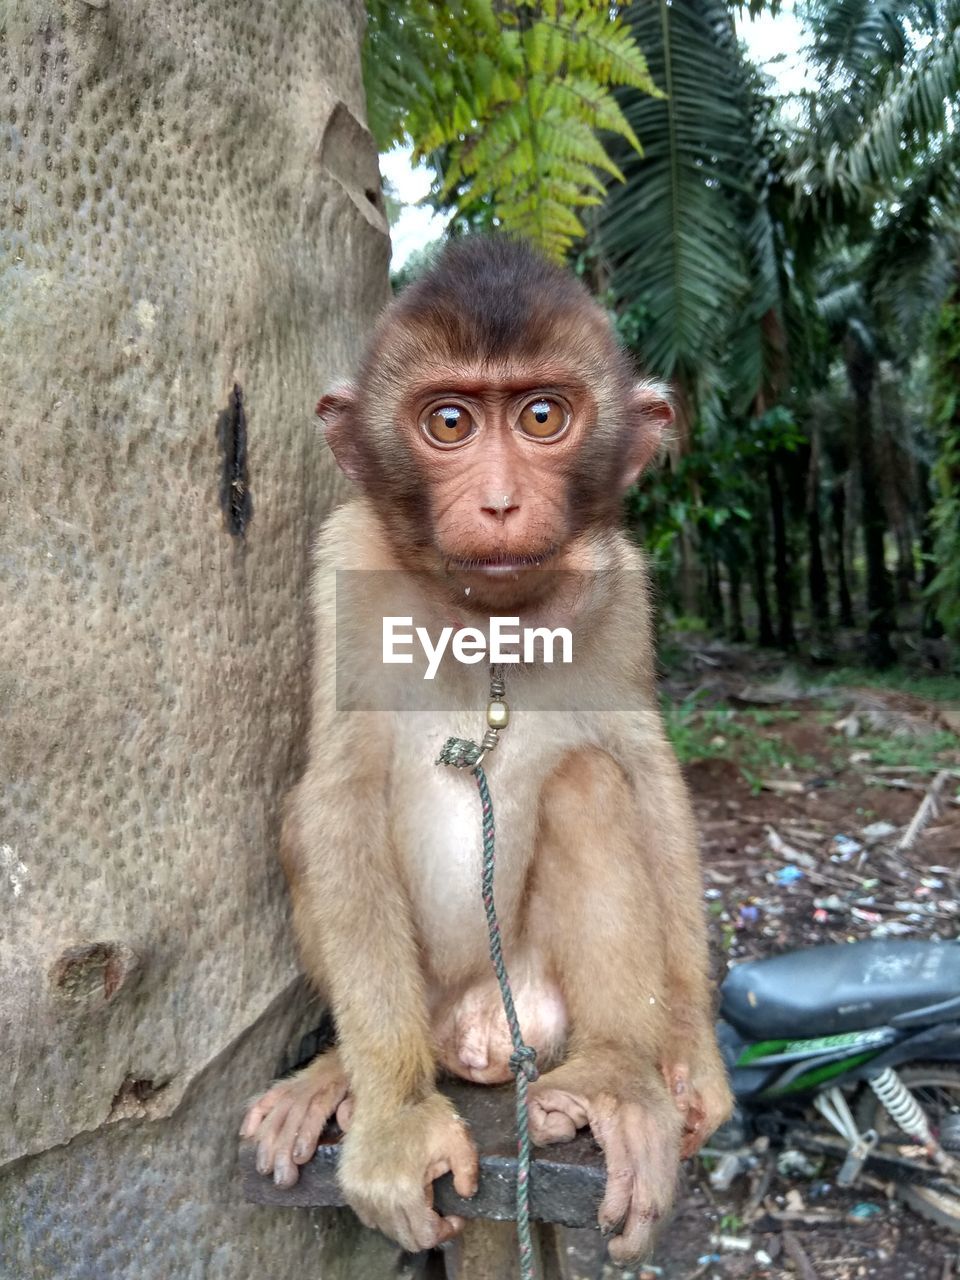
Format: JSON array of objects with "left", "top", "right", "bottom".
[
  {"left": 751, "top": 517, "right": 776, "bottom": 647},
  {"left": 0, "top": 3, "right": 394, "bottom": 1275},
  {"left": 845, "top": 336, "right": 896, "bottom": 667},
  {"left": 806, "top": 428, "right": 831, "bottom": 647},
  {"left": 726, "top": 547, "right": 746, "bottom": 642},
  {"left": 831, "top": 479, "right": 856, "bottom": 627},
  {"left": 704, "top": 545, "right": 725, "bottom": 631},
  {"left": 767, "top": 455, "right": 795, "bottom": 648},
  {"left": 678, "top": 526, "right": 700, "bottom": 619},
  {"left": 918, "top": 461, "right": 945, "bottom": 639}
]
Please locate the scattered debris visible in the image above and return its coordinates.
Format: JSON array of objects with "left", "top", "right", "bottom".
[
  {"left": 861, "top": 820, "right": 898, "bottom": 843},
  {"left": 831, "top": 834, "right": 863, "bottom": 861},
  {"left": 782, "top": 1228, "right": 821, "bottom": 1280},
  {"left": 658, "top": 647, "right": 960, "bottom": 1280},
  {"left": 897, "top": 769, "right": 952, "bottom": 851},
  {"left": 709, "top": 1234, "right": 753, "bottom": 1252},
  {"left": 735, "top": 675, "right": 807, "bottom": 704},
  {"left": 848, "top": 1201, "right": 884, "bottom": 1221},
  {"left": 760, "top": 779, "right": 808, "bottom": 795},
  {"left": 777, "top": 1151, "right": 820, "bottom": 1179},
  {"left": 767, "top": 826, "right": 817, "bottom": 867},
  {"left": 870, "top": 920, "right": 916, "bottom": 938},
  {"left": 776, "top": 865, "right": 805, "bottom": 885}
]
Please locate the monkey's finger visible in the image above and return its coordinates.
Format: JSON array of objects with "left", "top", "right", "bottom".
[
  {"left": 528, "top": 1096, "right": 578, "bottom": 1144},
  {"left": 336, "top": 1095, "right": 355, "bottom": 1131},
  {"left": 293, "top": 1087, "right": 348, "bottom": 1164},
  {"left": 433, "top": 1213, "right": 466, "bottom": 1245},
  {"left": 606, "top": 1182, "right": 659, "bottom": 1266},
  {"left": 253, "top": 1096, "right": 296, "bottom": 1176},
  {"left": 273, "top": 1093, "right": 319, "bottom": 1185},
  {"left": 353, "top": 1201, "right": 419, "bottom": 1255},
  {"left": 240, "top": 1083, "right": 288, "bottom": 1138},
  {"left": 679, "top": 1108, "right": 706, "bottom": 1160},
  {"left": 398, "top": 1201, "right": 452, "bottom": 1253},
  {"left": 447, "top": 1130, "right": 480, "bottom": 1199},
  {"left": 593, "top": 1116, "right": 634, "bottom": 1233},
  {"left": 528, "top": 1084, "right": 589, "bottom": 1138}
]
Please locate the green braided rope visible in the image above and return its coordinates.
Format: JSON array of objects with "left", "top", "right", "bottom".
[{"left": 437, "top": 736, "right": 539, "bottom": 1280}]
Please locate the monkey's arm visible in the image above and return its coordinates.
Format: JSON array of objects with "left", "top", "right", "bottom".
[{"left": 247, "top": 528, "right": 478, "bottom": 1250}]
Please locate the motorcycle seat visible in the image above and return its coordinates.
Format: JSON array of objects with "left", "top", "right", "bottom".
[{"left": 720, "top": 939, "right": 960, "bottom": 1039}]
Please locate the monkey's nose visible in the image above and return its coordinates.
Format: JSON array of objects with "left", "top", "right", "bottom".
[{"left": 480, "top": 493, "right": 520, "bottom": 522}]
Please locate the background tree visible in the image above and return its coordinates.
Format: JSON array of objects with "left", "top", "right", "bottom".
[
  {"left": 364, "top": 0, "right": 660, "bottom": 258},
  {"left": 0, "top": 3, "right": 398, "bottom": 1276}
]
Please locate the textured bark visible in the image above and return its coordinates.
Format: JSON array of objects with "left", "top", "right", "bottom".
[
  {"left": 726, "top": 549, "right": 746, "bottom": 643},
  {"left": 766, "top": 456, "right": 795, "bottom": 649},
  {"left": 0, "top": 1, "right": 393, "bottom": 1275},
  {"left": 918, "top": 462, "right": 944, "bottom": 640},
  {"left": 830, "top": 480, "right": 856, "bottom": 628},
  {"left": 845, "top": 336, "right": 896, "bottom": 667},
  {"left": 750, "top": 517, "right": 776, "bottom": 648},
  {"left": 806, "top": 429, "right": 831, "bottom": 646}
]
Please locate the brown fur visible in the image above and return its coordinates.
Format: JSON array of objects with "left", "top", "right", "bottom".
[{"left": 241, "top": 237, "right": 732, "bottom": 1261}]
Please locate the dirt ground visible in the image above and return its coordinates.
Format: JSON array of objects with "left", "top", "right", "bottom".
[{"left": 648, "top": 641, "right": 960, "bottom": 1280}]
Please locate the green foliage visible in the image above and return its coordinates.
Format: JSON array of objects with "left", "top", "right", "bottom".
[
  {"left": 816, "top": 668, "right": 960, "bottom": 701},
  {"left": 662, "top": 694, "right": 816, "bottom": 789},
  {"left": 363, "top": 0, "right": 659, "bottom": 260},
  {"left": 929, "top": 287, "right": 960, "bottom": 639},
  {"left": 786, "top": 1, "right": 960, "bottom": 213},
  {"left": 598, "top": 0, "right": 778, "bottom": 400},
  {"left": 832, "top": 731, "right": 959, "bottom": 771},
  {"left": 625, "top": 405, "right": 804, "bottom": 604}
]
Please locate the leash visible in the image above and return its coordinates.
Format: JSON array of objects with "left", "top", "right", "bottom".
[{"left": 437, "top": 666, "right": 539, "bottom": 1280}]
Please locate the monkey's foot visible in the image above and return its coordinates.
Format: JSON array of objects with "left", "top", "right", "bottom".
[
  {"left": 240, "top": 1049, "right": 351, "bottom": 1188},
  {"left": 663, "top": 1060, "right": 734, "bottom": 1158},
  {"left": 528, "top": 1061, "right": 682, "bottom": 1264},
  {"left": 339, "top": 1092, "right": 479, "bottom": 1252}
]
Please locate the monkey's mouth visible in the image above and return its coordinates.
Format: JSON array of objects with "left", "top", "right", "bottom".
[{"left": 447, "top": 550, "right": 558, "bottom": 577}]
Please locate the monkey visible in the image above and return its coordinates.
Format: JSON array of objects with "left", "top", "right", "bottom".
[{"left": 241, "top": 237, "right": 732, "bottom": 1264}]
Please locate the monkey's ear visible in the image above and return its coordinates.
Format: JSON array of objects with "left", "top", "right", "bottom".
[
  {"left": 316, "top": 384, "right": 363, "bottom": 483},
  {"left": 621, "top": 382, "right": 674, "bottom": 489}
]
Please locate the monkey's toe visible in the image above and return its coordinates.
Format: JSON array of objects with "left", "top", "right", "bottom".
[
  {"left": 242, "top": 1052, "right": 350, "bottom": 1186},
  {"left": 591, "top": 1093, "right": 679, "bottom": 1263},
  {"left": 528, "top": 1086, "right": 589, "bottom": 1144}
]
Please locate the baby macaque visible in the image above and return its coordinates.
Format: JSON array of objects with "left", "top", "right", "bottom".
[{"left": 241, "top": 238, "right": 731, "bottom": 1263}]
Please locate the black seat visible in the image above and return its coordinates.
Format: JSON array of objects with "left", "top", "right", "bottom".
[{"left": 720, "top": 940, "right": 960, "bottom": 1039}]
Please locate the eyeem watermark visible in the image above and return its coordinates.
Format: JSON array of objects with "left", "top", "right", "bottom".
[{"left": 383, "top": 616, "right": 573, "bottom": 680}]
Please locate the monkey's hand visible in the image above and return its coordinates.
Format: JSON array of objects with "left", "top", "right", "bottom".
[
  {"left": 241, "top": 1050, "right": 351, "bottom": 1189},
  {"left": 528, "top": 1058, "right": 682, "bottom": 1265},
  {"left": 338, "top": 1093, "right": 479, "bottom": 1252},
  {"left": 663, "top": 1053, "right": 734, "bottom": 1159}
]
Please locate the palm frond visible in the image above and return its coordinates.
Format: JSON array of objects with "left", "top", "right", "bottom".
[{"left": 598, "top": 0, "right": 777, "bottom": 403}]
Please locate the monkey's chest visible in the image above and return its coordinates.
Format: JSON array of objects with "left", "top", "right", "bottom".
[{"left": 388, "top": 717, "right": 551, "bottom": 974}]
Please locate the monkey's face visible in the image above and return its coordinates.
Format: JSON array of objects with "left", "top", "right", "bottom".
[
  {"left": 396, "top": 362, "right": 593, "bottom": 607},
  {"left": 322, "top": 356, "right": 668, "bottom": 611},
  {"left": 316, "top": 238, "right": 672, "bottom": 611}
]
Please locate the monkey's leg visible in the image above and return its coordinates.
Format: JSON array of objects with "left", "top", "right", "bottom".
[
  {"left": 240, "top": 1048, "right": 351, "bottom": 1187},
  {"left": 610, "top": 736, "right": 733, "bottom": 1157},
  {"left": 524, "top": 746, "right": 684, "bottom": 1265}
]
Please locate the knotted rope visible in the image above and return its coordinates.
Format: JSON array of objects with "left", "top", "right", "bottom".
[{"left": 437, "top": 696, "right": 539, "bottom": 1280}]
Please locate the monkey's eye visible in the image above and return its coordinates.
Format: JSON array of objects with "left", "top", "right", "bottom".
[
  {"left": 517, "top": 397, "right": 569, "bottom": 440},
  {"left": 422, "top": 404, "right": 476, "bottom": 447}
]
